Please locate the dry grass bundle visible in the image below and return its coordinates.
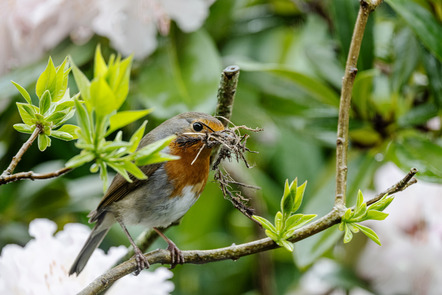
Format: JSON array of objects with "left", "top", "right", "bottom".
[{"left": 181, "top": 124, "right": 262, "bottom": 220}]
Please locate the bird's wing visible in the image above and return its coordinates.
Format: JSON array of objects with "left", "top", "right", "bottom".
[
  {"left": 89, "top": 164, "right": 161, "bottom": 222},
  {"left": 88, "top": 132, "right": 166, "bottom": 222}
]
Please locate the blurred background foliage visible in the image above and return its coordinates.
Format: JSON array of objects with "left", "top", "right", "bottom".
[{"left": 0, "top": 0, "right": 441, "bottom": 294}]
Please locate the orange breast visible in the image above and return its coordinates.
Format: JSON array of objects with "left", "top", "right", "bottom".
[
  {"left": 164, "top": 142, "right": 211, "bottom": 198},
  {"left": 164, "top": 118, "right": 224, "bottom": 198}
]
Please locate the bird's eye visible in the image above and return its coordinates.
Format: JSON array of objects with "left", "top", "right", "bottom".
[{"left": 192, "top": 122, "right": 204, "bottom": 132}]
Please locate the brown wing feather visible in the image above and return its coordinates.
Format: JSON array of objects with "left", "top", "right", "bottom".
[{"left": 88, "top": 131, "right": 163, "bottom": 222}]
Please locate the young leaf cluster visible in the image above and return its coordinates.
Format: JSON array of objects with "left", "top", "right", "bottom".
[
  {"left": 253, "top": 179, "right": 316, "bottom": 252},
  {"left": 66, "top": 47, "right": 178, "bottom": 191},
  {"left": 339, "top": 191, "right": 394, "bottom": 245},
  {"left": 12, "top": 57, "right": 79, "bottom": 151}
]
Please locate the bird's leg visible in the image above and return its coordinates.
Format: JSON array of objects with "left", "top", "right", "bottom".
[
  {"left": 153, "top": 227, "right": 184, "bottom": 268},
  {"left": 116, "top": 218, "right": 150, "bottom": 275}
]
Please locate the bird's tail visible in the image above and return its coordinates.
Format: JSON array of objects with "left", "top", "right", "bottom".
[{"left": 69, "top": 218, "right": 111, "bottom": 276}]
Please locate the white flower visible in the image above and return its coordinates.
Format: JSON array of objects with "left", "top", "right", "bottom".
[
  {"left": 357, "top": 163, "right": 442, "bottom": 295},
  {"left": 0, "top": 0, "right": 215, "bottom": 75},
  {"left": 92, "top": 0, "right": 214, "bottom": 59},
  {"left": 0, "top": 218, "right": 174, "bottom": 295},
  {"left": 292, "top": 258, "right": 374, "bottom": 295},
  {"left": 0, "top": 0, "right": 96, "bottom": 75}
]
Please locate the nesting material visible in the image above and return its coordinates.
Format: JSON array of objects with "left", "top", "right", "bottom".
[{"left": 180, "top": 124, "right": 262, "bottom": 220}]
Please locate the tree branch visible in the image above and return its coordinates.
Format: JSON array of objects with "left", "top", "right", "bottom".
[
  {"left": 0, "top": 124, "right": 74, "bottom": 185},
  {"left": 335, "top": 0, "right": 380, "bottom": 208},
  {"left": 1, "top": 126, "right": 42, "bottom": 177},
  {"left": 366, "top": 167, "right": 418, "bottom": 206},
  {"left": 214, "top": 65, "right": 240, "bottom": 127},
  {"left": 79, "top": 167, "right": 417, "bottom": 294},
  {"left": 0, "top": 167, "right": 73, "bottom": 185}
]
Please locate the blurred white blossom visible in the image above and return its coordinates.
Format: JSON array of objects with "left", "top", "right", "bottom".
[
  {"left": 0, "top": 0, "right": 96, "bottom": 75},
  {"left": 357, "top": 163, "right": 442, "bottom": 295},
  {"left": 0, "top": 218, "right": 174, "bottom": 295},
  {"left": 0, "top": 0, "right": 214, "bottom": 74},
  {"left": 293, "top": 258, "right": 373, "bottom": 295}
]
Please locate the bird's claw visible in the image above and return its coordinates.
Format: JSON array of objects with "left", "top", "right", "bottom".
[
  {"left": 167, "top": 241, "right": 184, "bottom": 269},
  {"left": 133, "top": 248, "right": 150, "bottom": 275}
]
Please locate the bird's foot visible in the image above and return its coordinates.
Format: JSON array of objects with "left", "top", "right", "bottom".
[
  {"left": 166, "top": 239, "right": 184, "bottom": 269},
  {"left": 133, "top": 247, "right": 150, "bottom": 275}
]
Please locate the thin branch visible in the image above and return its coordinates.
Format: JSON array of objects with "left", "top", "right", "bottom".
[
  {"left": 366, "top": 167, "right": 418, "bottom": 206},
  {"left": 78, "top": 209, "right": 340, "bottom": 295},
  {"left": 214, "top": 65, "right": 240, "bottom": 127},
  {"left": 1, "top": 126, "right": 42, "bottom": 177},
  {"left": 335, "top": 0, "right": 380, "bottom": 208},
  {"left": 0, "top": 167, "right": 73, "bottom": 185},
  {"left": 79, "top": 169, "right": 417, "bottom": 294}
]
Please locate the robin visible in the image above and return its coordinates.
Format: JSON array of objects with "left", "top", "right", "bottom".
[{"left": 69, "top": 112, "right": 225, "bottom": 276}]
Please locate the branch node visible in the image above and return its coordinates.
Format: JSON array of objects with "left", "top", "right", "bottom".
[{"left": 349, "top": 67, "right": 358, "bottom": 76}]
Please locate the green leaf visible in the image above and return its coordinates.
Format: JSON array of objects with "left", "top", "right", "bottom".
[
  {"left": 37, "top": 134, "right": 51, "bottom": 151},
  {"left": 90, "top": 77, "right": 118, "bottom": 116},
  {"left": 253, "top": 215, "right": 277, "bottom": 233},
  {"left": 387, "top": 134, "right": 442, "bottom": 183},
  {"left": 422, "top": 49, "right": 442, "bottom": 107},
  {"left": 343, "top": 223, "right": 353, "bottom": 244},
  {"left": 352, "top": 70, "right": 376, "bottom": 120},
  {"left": 284, "top": 214, "right": 317, "bottom": 236},
  {"left": 13, "top": 123, "right": 33, "bottom": 134},
  {"left": 365, "top": 210, "right": 389, "bottom": 221},
  {"left": 54, "top": 109, "right": 75, "bottom": 128},
  {"left": 134, "top": 135, "right": 177, "bottom": 165},
  {"left": 120, "top": 160, "right": 147, "bottom": 180},
  {"left": 128, "top": 120, "right": 147, "bottom": 153},
  {"left": 74, "top": 99, "right": 92, "bottom": 143},
  {"left": 39, "top": 90, "right": 52, "bottom": 115},
  {"left": 46, "top": 111, "right": 69, "bottom": 126},
  {"left": 54, "top": 100, "right": 75, "bottom": 113},
  {"left": 368, "top": 194, "right": 394, "bottom": 212},
  {"left": 386, "top": 0, "right": 442, "bottom": 61},
  {"left": 94, "top": 45, "right": 108, "bottom": 78},
  {"left": 293, "top": 180, "right": 307, "bottom": 213},
  {"left": 11, "top": 81, "right": 32, "bottom": 104},
  {"left": 16, "top": 103, "right": 36, "bottom": 125},
  {"left": 278, "top": 239, "right": 294, "bottom": 252},
  {"left": 391, "top": 28, "right": 420, "bottom": 92},
  {"left": 347, "top": 223, "right": 360, "bottom": 233},
  {"left": 240, "top": 62, "right": 340, "bottom": 107},
  {"left": 331, "top": 0, "right": 374, "bottom": 70},
  {"left": 107, "top": 161, "right": 132, "bottom": 183},
  {"left": 275, "top": 211, "right": 284, "bottom": 232},
  {"left": 108, "top": 55, "right": 132, "bottom": 107},
  {"left": 354, "top": 223, "right": 381, "bottom": 246},
  {"left": 51, "top": 130, "right": 74, "bottom": 141},
  {"left": 71, "top": 63, "right": 91, "bottom": 104},
  {"left": 342, "top": 208, "right": 353, "bottom": 221},
  {"left": 57, "top": 124, "right": 80, "bottom": 140},
  {"left": 281, "top": 179, "right": 296, "bottom": 218},
  {"left": 101, "top": 141, "right": 131, "bottom": 153},
  {"left": 135, "top": 152, "right": 179, "bottom": 167},
  {"left": 352, "top": 191, "right": 367, "bottom": 221},
  {"left": 98, "top": 161, "right": 108, "bottom": 192},
  {"left": 66, "top": 151, "right": 95, "bottom": 168},
  {"left": 36, "top": 57, "right": 57, "bottom": 99},
  {"left": 107, "top": 109, "right": 152, "bottom": 136},
  {"left": 53, "top": 57, "right": 70, "bottom": 102},
  {"left": 264, "top": 229, "right": 280, "bottom": 243}
]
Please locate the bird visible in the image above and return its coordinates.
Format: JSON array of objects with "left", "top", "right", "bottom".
[{"left": 69, "top": 112, "right": 226, "bottom": 276}]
